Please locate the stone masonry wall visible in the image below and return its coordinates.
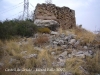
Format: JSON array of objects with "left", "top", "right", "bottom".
[{"left": 34, "top": 3, "right": 76, "bottom": 29}]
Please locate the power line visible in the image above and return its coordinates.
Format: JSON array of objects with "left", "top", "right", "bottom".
[
  {"left": 6, "top": 11, "right": 23, "bottom": 19},
  {"left": 0, "top": 4, "right": 23, "bottom": 14},
  {"left": 0, "top": 2, "right": 23, "bottom": 13},
  {"left": 1, "top": 0, "right": 35, "bottom": 20},
  {"left": 1, "top": 2, "right": 23, "bottom": 11},
  {"left": 30, "top": 3, "right": 34, "bottom": 8}
]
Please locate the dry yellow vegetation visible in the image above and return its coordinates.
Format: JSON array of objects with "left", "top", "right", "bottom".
[{"left": 0, "top": 27, "right": 100, "bottom": 75}]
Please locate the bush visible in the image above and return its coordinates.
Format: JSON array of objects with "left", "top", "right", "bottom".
[
  {"left": 37, "top": 27, "right": 50, "bottom": 33},
  {"left": 16, "top": 20, "right": 37, "bottom": 36},
  {"left": 0, "top": 19, "right": 38, "bottom": 39}
]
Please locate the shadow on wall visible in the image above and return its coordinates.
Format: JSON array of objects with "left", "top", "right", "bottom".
[{"left": 48, "top": 24, "right": 60, "bottom": 31}]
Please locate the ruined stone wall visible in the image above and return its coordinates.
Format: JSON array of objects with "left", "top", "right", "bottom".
[{"left": 34, "top": 3, "right": 76, "bottom": 29}]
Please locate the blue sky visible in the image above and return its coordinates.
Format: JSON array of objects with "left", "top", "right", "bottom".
[{"left": 0, "top": 0, "right": 100, "bottom": 32}]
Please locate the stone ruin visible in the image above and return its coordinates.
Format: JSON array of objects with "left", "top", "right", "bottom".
[{"left": 34, "top": 3, "right": 76, "bottom": 30}]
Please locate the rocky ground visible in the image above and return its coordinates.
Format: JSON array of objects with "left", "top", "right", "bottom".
[{"left": 0, "top": 29, "right": 100, "bottom": 75}]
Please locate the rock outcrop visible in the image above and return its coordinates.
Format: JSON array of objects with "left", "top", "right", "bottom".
[
  {"left": 34, "top": 19, "right": 59, "bottom": 30},
  {"left": 34, "top": 3, "right": 76, "bottom": 30}
]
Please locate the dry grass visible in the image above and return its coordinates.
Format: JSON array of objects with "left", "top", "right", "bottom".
[
  {"left": 67, "top": 26, "right": 96, "bottom": 44},
  {"left": 93, "top": 33, "right": 100, "bottom": 45},
  {"left": 58, "top": 26, "right": 95, "bottom": 44},
  {"left": 37, "top": 27, "right": 51, "bottom": 33},
  {"left": 36, "top": 49, "right": 54, "bottom": 68},
  {"left": 0, "top": 40, "right": 4, "bottom": 59},
  {"left": 58, "top": 27, "right": 67, "bottom": 34},
  {"left": 58, "top": 28, "right": 63, "bottom": 34},
  {"left": 0, "top": 28, "right": 99, "bottom": 75},
  {"left": 0, "top": 38, "right": 54, "bottom": 75},
  {"left": 65, "top": 57, "right": 85, "bottom": 75},
  {"left": 5, "top": 40, "right": 21, "bottom": 56},
  {"left": 4, "top": 38, "right": 39, "bottom": 56},
  {"left": 0, "top": 38, "right": 39, "bottom": 74},
  {"left": 34, "top": 34, "right": 49, "bottom": 46},
  {"left": 65, "top": 50, "right": 100, "bottom": 75},
  {"left": 83, "top": 50, "right": 100, "bottom": 75}
]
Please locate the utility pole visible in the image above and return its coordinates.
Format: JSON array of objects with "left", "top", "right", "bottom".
[{"left": 22, "top": 0, "right": 29, "bottom": 20}]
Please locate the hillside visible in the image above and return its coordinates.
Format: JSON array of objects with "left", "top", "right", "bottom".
[{"left": 0, "top": 3, "right": 100, "bottom": 75}]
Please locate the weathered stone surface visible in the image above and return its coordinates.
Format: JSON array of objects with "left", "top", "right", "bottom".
[
  {"left": 57, "top": 61, "right": 66, "bottom": 67},
  {"left": 88, "top": 50, "right": 94, "bottom": 55},
  {"left": 34, "top": 19, "right": 59, "bottom": 27},
  {"left": 9, "top": 58, "right": 17, "bottom": 63},
  {"left": 74, "top": 40, "right": 80, "bottom": 47},
  {"left": 0, "top": 62, "right": 4, "bottom": 69},
  {"left": 21, "top": 51, "right": 27, "bottom": 54},
  {"left": 51, "top": 31, "right": 58, "bottom": 35},
  {"left": 53, "top": 41, "right": 58, "bottom": 45},
  {"left": 34, "top": 3, "right": 76, "bottom": 29},
  {"left": 28, "top": 54, "right": 37, "bottom": 58},
  {"left": 83, "top": 46, "right": 88, "bottom": 50},
  {"left": 68, "top": 34, "right": 76, "bottom": 39},
  {"left": 69, "top": 39, "right": 76, "bottom": 44},
  {"left": 0, "top": 62, "right": 4, "bottom": 67},
  {"left": 58, "top": 51, "right": 67, "bottom": 58},
  {"left": 75, "top": 54, "right": 85, "bottom": 58},
  {"left": 72, "top": 50, "right": 93, "bottom": 58},
  {"left": 60, "top": 33, "right": 66, "bottom": 38},
  {"left": 23, "top": 54, "right": 37, "bottom": 59},
  {"left": 34, "top": 47, "right": 44, "bottom": 51},
  {"left": 51, "top": 52, "right": 56, "bottom": 55},
  {"left": 58, "top": 40, "right": 65, "bottom": 45},
  {"left": 61, "top": 45, "right": 68, "bottom": 49},
  {"left": 52, "top": 56, "right": 66, "bottom": 67}
]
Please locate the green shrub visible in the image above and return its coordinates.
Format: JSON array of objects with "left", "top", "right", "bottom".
[
  {"left": 16, "top": 20, "right": 37, "bottom": 36},
  {"left": 37, "top": 27, "right": 50, "bottom": 33},
  {"left": 0, "top": 19, "right": 38, "bottom": 39}
]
